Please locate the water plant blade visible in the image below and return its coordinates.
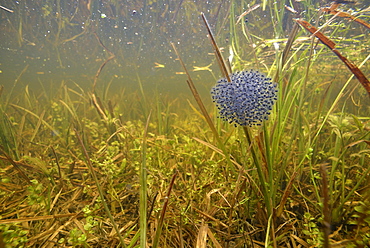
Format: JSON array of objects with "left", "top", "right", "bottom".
[
  {"left": 152, "top": 171, "right": 177, "bottom": 248},
  {"left": 170, "top": 43, "right": 220, "bottom": 145},
  {"left": 295, "top": 19, "right": 370, "bottom": 97},
  {"left": 74, "top": 129, "right": 126, "bottom": 248},
  {"left": 139, "top": 110, "right": 152, "bottom": 247},
  {"left": 0, "top": 145, "right": 31, "bottom": 185},
  {"left": 201, "top": 13, "right": 231, "bottom": 82},
  {"left": 322, "top": 7, "right": 370, "bottom": 29},
  {"left": 92, "top": 32, "right": 116, "bottom": 93}
]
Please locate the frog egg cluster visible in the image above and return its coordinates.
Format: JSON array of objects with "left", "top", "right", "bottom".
[{"left": 211, "top": 70, "right": 278, "bottom": 127}]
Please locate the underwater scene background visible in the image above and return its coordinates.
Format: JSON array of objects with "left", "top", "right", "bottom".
[{"left": 0, "top": 0, "right": 370, "bottom": 247}]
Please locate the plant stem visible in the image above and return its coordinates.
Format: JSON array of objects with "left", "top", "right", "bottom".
[
  {"left": 243, "top": 127, "right": 272, "bottom": 216},
  {"left": 74, "top": 129, "right": 126, "bottom": 248},
  {"left": 139, "top": 110, "right": 151, "bottom": 247}
]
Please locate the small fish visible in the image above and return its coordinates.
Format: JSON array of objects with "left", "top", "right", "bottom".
[
  {"left": 154, "top": 62, "right": 165, "bottom": 68},
  {"left": 193, "top": 63, "right": 213, "bottom": 72}
]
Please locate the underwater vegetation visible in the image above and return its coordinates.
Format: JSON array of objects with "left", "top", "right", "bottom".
[{"left": 0, "top": 0, "right": 370, "bottom": 247}]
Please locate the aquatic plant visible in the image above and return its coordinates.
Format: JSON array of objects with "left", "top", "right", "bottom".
[
  {"left": 211, "top": 70, "right": 278, "bottom": 126},
  {"left": 0, "top": 0, "right": 369, "bottom": 247}
]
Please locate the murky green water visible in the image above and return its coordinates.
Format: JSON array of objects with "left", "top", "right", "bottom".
[{"left": 1, "top": 0, "right": 367, "bottom": 100}]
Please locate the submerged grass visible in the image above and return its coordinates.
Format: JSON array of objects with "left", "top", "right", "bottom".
[{"left": 0, "top": 68, "right": 369, "bottom": 246}]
